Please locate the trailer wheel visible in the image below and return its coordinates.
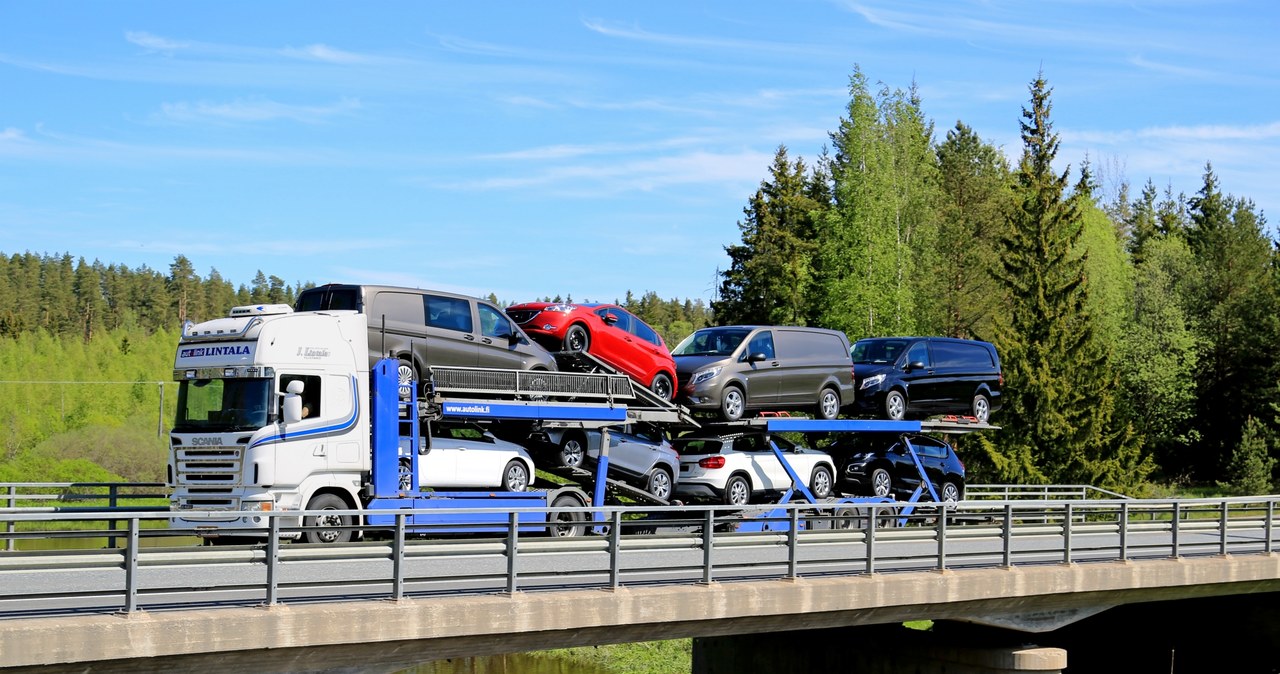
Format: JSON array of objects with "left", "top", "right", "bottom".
[
  {"left": 303, "top": 493, "right": 353, "bottom": 544},
  {"left": 547, "top": 493, "right": 586, "bottom": 537},
  {"left": 832, "top": 506, "right": 857, "bottom": 530}
]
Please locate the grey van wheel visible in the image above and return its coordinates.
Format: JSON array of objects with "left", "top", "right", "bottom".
[
  {"left": 817, "top": 387, "right": 840, "bottom": 420},
  {"left": 720, "top": 385, "right": 745, "bottom": 421},
  {"left": 972, "top": 394, "right": 990, "bottom": 423},
  {"left": 397, "top": 358, "right": 418, "bottom": 398},
  {"left": 884, "top": 390, "right": 907, "bottom": 421}
]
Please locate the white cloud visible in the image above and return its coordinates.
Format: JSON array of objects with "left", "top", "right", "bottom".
[
  {"left": 279, "top": 44, "right": 374, "bottom": 65},
  {"left": 125, "top": 31, "right": 189, "bottom": 52},
  {"left": 156, "top": 97, "right": 363, "bottom": 124}
]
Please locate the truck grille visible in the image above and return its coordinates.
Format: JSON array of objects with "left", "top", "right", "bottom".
[{"left": 174, "top": 446, "right": 243, "bottom": 509}]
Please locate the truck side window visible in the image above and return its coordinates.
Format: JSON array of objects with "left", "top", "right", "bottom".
[{"left": 280, "top": 374, "right": 322, "bottom": 419}]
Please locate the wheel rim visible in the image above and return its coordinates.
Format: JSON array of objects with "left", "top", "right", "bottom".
[
  {"left": 397, "top": 363, "right": 414, "bottom": 386},
  {"left": 886, "top": 393, "right": 905, "bottom": 420},
  {"left": 723, "top": 389, "right": 744, "bottom": 420},
  {"left": 973, "top": 396, "right": 989, "bottom": 423},
  {"left": 652, "top": 375, "right": 673, "bottom": 399},
  {"left": 727, "top": 478, "right": 749, "bottom": 505},
  {"left": 566, "top": 327, "right": 588, "bottom": 352},
  {"left": 812, "top": 469, "right": 831, "bottom": 498},
  {"left": 506, "top": 463, "right": 529, "bottom": 491},
  {"left": 872, "top": 470, "right": 891, "bottom": 497},
  {"left": 561, "top": 438, "right": 585, "bottom": 467},
  {"left": 942, "top": 483, "right": 959, "bottom": 504},
  {"left": 820, "top": 390, "right": 839, "bottom": 419},
  {"left": 313, "top": 510, "right": 343, "bottom": 543},
  {"left": 648, "top": 470, "right": 672, "bottom": 500},
  {"left": 398, "top": 459, "right": 413, "bottom": 491}
]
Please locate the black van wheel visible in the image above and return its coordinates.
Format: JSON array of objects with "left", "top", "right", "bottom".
[
  {"left": 972, "top": 394, "right": 991, "bottom": 423},
  {"left": 883, "top": 390, "right": 908, "bottom": 420},
  {"left": 816, "top": 387, "right": 840, "bottom": 420}
]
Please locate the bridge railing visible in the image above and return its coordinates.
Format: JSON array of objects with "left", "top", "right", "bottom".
[
  {"left": 1, "top": 494, "right": 1277, "bottom": 618},
  {"left": 0, "top": 482, "right": 168, "bottom": 551}
]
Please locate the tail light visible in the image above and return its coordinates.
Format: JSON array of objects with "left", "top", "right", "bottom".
[
  {"left": 698, "top": 456, "right": 726, "bottom": 469},
  {"left": 998, "top": 371, "right": 1004, "bottom": 386}
]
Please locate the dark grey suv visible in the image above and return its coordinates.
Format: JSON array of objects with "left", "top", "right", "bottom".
[{"left": 826, "top": 433, "right": 965, "bottom": 503}]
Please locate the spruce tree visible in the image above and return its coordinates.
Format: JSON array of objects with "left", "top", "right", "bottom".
[{"left": 978, "top": 74, "right": 1149, "bottom": 490}]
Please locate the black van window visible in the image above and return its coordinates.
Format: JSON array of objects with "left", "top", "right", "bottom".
[
  {"left": 852, "top": 338, "right": 908, "bottom": 364},
  {"left": 425, "top": 295, "right": 473, "bottom": 332},
  {"left": 905, "top": 341, "right": 931, "bottom": 368},
  {"left": 933, "top": 341, "right": 994, "bottom": 368},
  {"left": 745, "top": 331, "right": 776, "bottom": 360}
]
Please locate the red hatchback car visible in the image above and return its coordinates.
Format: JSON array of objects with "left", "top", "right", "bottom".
[{"left": 505, "top": 302, "right": 677, "bottom": 399}]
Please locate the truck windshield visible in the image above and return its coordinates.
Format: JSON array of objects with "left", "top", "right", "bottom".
[{"left": 174, "top": 378, "right": 272, "bottom": 432}]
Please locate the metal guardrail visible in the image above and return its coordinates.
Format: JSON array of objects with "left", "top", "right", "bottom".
[
  {"left": 1, "top": 482, "right": 168, "bottom": 552},
  {"left": 964, "top": 484, "right": 1132, "bottom": 500},
  {"left": 1, "top": 494, "right": 1277, "bottom": 618},
  {"left": 429, "top": 366, "right": 634, "bottom": 399}
]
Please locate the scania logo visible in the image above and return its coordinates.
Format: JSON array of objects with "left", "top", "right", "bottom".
[{"left": 191, "top": 437, "right": 222, "bottom": 446}]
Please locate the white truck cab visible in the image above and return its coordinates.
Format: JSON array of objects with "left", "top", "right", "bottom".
[{"left": 169, "top": 305, "right": 370, "bottom": 538}]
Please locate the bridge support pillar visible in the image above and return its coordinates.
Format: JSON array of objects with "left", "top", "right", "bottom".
[{"left": 692, "top": 624, "right": 1065, "bottom": 674}]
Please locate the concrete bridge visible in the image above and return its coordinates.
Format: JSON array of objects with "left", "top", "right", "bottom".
[{"left": 3, "top": 495, "right": 1279, "bottom": 673}]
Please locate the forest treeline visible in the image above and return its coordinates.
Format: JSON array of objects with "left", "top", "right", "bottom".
[
  {"left": 2, "top": 67, "right": 1277, "bottom": 495},
  {"left": 714, "top": 69, "right": 1279, "bottom": 494}
]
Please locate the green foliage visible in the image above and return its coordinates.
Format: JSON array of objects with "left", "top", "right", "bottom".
[
  {"left": 1219, "top": 417, "right": 1275, "bottom": 495},
  {"left": 979, "top": 74, "right": 1151, "bottom": 491},
  {"left": 529, "top": 639, "right": 692, "bottom": 674}
]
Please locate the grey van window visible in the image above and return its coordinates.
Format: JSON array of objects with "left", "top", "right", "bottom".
[
  {"left": 933, "top": 341, "right": 994, "bottom": 368},
  {"left": 425, "top": 295, "right": 473, "bottom": 332},
  {"left": 781, "top": 330, "right": 844, "bottom": 359},
  {"left": 479, "top": 303, "right": 512, "bottom": 338},
  {"left": 905, "top": 341, "right": 931, "bottom": 368},
  {"left": 745, "top": 331, "right": 776, "bottom": 360},
  {"left": 372, "top": 292, "right": 425, "bottom": 326}
]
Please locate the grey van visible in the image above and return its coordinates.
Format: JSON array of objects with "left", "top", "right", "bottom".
[
  {"left": 671, "top": 326, "right": 855, "bottom": 421},
  {"left": 850, "top": 336, "right": 1002, "bottom": 423},
  {"left": 295, "top": 284, "right": 558, "bottom": 389}
]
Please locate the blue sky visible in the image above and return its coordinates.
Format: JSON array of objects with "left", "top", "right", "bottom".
[{"left": 2, "top": 1, "right": 1276, "bottom": 306}]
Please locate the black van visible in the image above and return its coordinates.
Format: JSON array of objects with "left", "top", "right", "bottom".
[{"left": 850, "top": 336, "right": 1002, "bottom": 423}]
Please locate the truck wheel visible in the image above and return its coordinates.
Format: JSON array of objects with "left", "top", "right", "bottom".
[
  {"left": 720, "top": 385, "right": 745, "bottom": 422},
  {"left": 809, "top": 466, "right": 834, "bottom": 499},
  {"left": 816, "top": 386, "right": 841, "bottom": 420},
  {"left": 303, "top": 493, "right": 353, "bottom": 544},
  {"left": 503, "top": 460, "right": 530, "bottom": 492},
  {"left": 547, "top": 493, "right": 586, "bottom": 537}
]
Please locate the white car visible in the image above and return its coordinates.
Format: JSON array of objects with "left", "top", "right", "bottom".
[
  {"left": 528, "top": 423, "right": 679, "bottom": 501},
  {"left": 673, "top": 431, "right": 835, "bottom": 506},
  {"left": 405, "top": 422, "right": 535, "bottom": 492}
]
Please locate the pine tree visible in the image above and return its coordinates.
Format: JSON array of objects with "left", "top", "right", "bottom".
[
  {"left": 714, "top": 145, "right": 824, "bottom": 326},
  {"left": 980, "top": 73, "right": 1149, "bottom": 490}
]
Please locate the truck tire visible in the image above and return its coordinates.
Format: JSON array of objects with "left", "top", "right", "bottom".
[
  {"left": 547, "top": 492, "right": 586, "bottom": 537},
  {"left": 303, "top": 493, "right": 353, "bottom": 544}
]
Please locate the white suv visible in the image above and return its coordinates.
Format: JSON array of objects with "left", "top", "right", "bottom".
[{"left": 672, "top": 431, "right": 835, "bottom": 506}]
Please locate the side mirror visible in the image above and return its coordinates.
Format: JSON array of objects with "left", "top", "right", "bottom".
[
  {"left": 602, "top": 313, "right": 618, "bottom": 326},
  {"left": 507, "top": 331, "right": 522, "bottom": 345},
  {"left": 746, "top": 352, "right": 768, "bottom": 363},
  {"left": 906, "top": 361, "right": 926, "bottom": 372}
]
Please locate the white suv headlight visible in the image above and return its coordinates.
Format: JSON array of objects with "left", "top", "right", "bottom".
[{"left": 690, "top": 367, "right": 722, "bottom": 386}]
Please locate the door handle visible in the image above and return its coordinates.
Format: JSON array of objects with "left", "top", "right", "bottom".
[
  {"left": 482, "top": 338, "right": 493, "bottom": 344},
  {"left": 464, "top": 334, "right": 475, "bottom": 341}
]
